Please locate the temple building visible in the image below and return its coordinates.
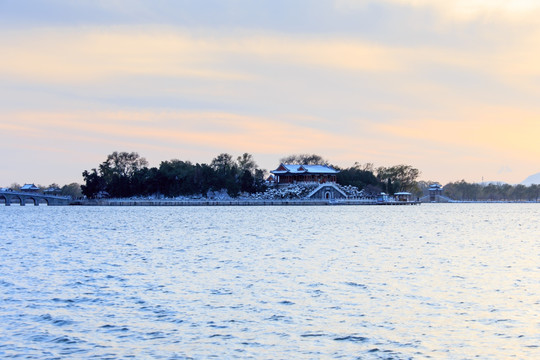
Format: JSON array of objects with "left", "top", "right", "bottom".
[
  {"left": 270, "top": 164, "right": 339, "bottom": 185},
  {"left": 269, "top": 163, "right": 347, "bottom": 200},
  {"left": 20, "top": 184, "right": 40, "bottom": 192}
]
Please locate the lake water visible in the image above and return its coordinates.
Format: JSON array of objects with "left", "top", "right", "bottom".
[{"left": 0, "top": 204, "right": 539, "bottom": 359}]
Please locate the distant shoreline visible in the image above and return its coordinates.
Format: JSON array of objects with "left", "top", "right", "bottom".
[{"left": 70, "top": 199, "right": 421, "bottom": 206}]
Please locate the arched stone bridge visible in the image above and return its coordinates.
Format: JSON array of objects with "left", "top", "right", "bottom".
[{"left": 0, "top": 190, "right": 71, "bottom": 206}]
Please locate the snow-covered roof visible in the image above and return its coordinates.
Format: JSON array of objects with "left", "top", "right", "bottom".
[
  {"left": 44, "top": 187, "right": 61, "bottom": 193},
  {"left": 20, "top": 184, "right": 39, "bottom": 190},
  {"left": 271, "top": 164, "right": 339, "bottom": 175}
]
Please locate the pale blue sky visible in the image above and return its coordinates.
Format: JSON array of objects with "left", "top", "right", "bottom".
[{"left": 1, "top": 0, "right": 539, "bottom": 186}]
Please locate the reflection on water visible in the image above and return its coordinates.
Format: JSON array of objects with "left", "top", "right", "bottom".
[{"left": 0, "top": 204, "right": 539, "bottom": 359}]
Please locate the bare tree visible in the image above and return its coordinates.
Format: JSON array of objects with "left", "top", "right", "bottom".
[
  {"left": 279, "top": 154, "right": 329, "bottom": 165},
  {"left": 100, "top": 151, "right": 148, "bottom": 178},
  {"left": 376, "top": 165, "right": 420, "bottom": 194},
  {"left": 236, "top": 153, "right": 258, "bottom": 174}
]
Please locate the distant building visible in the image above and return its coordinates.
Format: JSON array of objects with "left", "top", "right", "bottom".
[
  {"left": 377, "top": 192, "right": 389, "bottom": 203},
  {"left": 394, "top": 191, "right": 413, "bottom": 202},
  {"left": 270, "top": 164, "right": 339, "bottom": 185},
  {"left": 429, "top": 183, "right": 443, "bottom": 202},
  {"left": 20, "top": 184, "right": 40, "bottom": 192},
  {"left": 270, "top": 164, "right": 346, "bottom": 200},
  {"left": 418, "top": 183, "right": 450, "bottom": 203},
  {"left": 44, "top": 187, "right": 62, "bottom": 196}
]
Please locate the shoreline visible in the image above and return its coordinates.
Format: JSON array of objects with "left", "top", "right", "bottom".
[{"left": 70, "top": 199, "right": 421, "bottom": 206}]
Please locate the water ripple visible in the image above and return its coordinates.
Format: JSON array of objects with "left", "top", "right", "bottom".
[{"left": 0, "top": 204, "right": 539, "bottom": 359}]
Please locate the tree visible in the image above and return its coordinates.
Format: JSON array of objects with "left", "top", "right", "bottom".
[
  {"left": 99, "top": 151, "right": 148, "bottom": 179},
  {"left": 210, "top": 153, "right": 239, "bottom": 195},
  {"left": 81, "top": 169, "right": 105, "bottom": 198},
  {"left": 98, "top": 152, "right": 148, "bottom": 198},
  {"left": 210, "top": 153, "right": 236, "bottom": 174},
  {"left": 237, "top": 153, "right": 258, "bottom": 174},
  {"left": 134, "top": 167, "right": 161, "bottom": 196},
  {"left": 253, "top": 168, "right": 268, "bottom": 193},
  {"left": 81, "top": 151, "right": 148, "bottom": 198},
  {"left": 159, "top": 160, "right": 197, "bottom": 196},
  {"left": 279, "top": 154, "right": 329, "bottom": 165},
  {"left": 336, "top": 163, "right": 378, "bottom": 190},
  {"left": 441, "top": 181, "right": 530, "bottom": 201},
  {"left": 239, "top": 170, "right": 256, "bottom": 193},
  {"left": 193, "top": 163, "right": 216, "bottom": 195},
  {"left": 61, "top": 183, "right": 83, "bottom": 199},
  {"left": 513, "top": 184, "right": 527, "bottom": 201},
  {"left": 528, "top": 184, "right": 540, "bottom": 202},
  {"left": 376, "top": 165, "right": 420, "bottom": 194}
]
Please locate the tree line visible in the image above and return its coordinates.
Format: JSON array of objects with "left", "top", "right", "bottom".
[
  {"left": 81, "top": 152, "right": 267, "bottom": 199},
  {"left": 80, "top": 151, "right": 422, "bottom": 199},
  {"left": 8, "top": 152, "right": 538, "bottom": 201},
  {"left": 433, "top": 180, "right": 540, "bottom": 202}
]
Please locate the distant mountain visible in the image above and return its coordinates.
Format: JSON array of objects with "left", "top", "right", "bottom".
[{"left": 521, "top": 172, "right": 540, "bottom": 186}]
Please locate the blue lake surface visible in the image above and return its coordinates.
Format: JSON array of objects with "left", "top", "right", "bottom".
[{"left": 1, "top": 204, "right": 539, "bottom": 359}]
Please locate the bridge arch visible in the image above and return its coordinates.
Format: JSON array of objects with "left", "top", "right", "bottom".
[
  {"left": 10, "top": 196, "right": 23, "bottom": 206},
  {"left": 22, "top": 196, "right": 49, "bottom": 206},
  {"left": 26, "top": 197, "right": 41, "bottom": 206},
  {"left": 0, "top": 194, "right": 29, "bottom": 205}
]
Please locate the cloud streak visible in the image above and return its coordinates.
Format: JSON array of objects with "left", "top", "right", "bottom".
[
  {"left": 0, "top": 27, "right": 403, "bottom": 86},
  {"left": 3, "top": 25, "right": 539, "bottom": 95},
  {"left": 335, "top": 0, "right": 540, "bottom": 21}
]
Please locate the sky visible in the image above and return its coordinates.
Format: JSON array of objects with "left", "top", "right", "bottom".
[{"left": 1, "top": 0, "right": 540, "bottom": 186}]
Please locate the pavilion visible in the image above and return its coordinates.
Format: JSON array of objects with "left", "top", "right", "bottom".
[
  {"left": 270, "top": 164, "right": 339, "bottom": 185},
  {"left": 20, "top": 184, "right": 40, "bottom": 192}
]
